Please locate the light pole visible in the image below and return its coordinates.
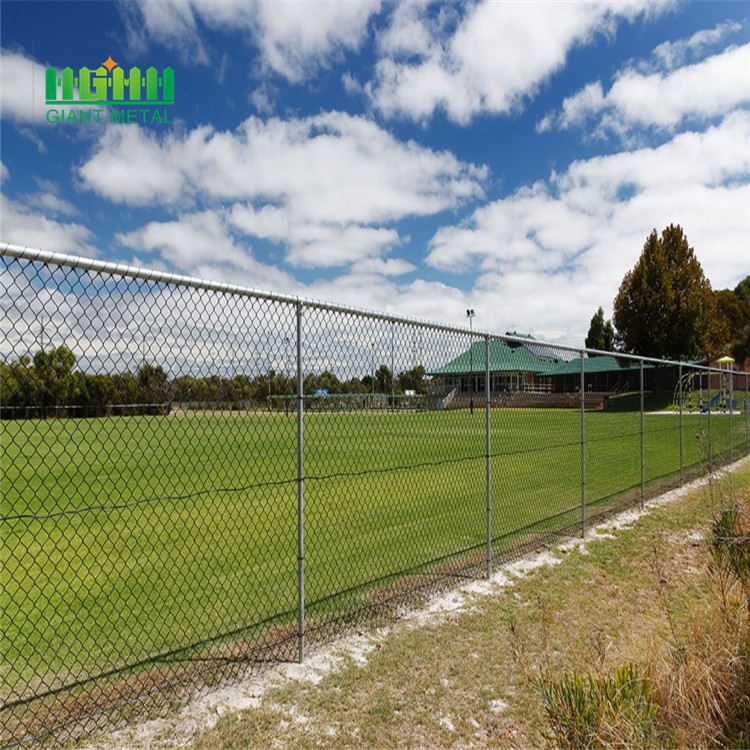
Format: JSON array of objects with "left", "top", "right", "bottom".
[
  {"left": 467, "top": 309, "right": 475, "bottom": 415},
  {"left": 371, "top": 342, "right": 376, "bottom": 409}
]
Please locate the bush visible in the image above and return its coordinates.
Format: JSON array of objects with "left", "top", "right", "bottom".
[{"left": 536, "top": 663, "right": 661, "bottom": 749}]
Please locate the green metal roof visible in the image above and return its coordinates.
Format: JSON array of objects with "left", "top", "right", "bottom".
[
  {"left": 429, "top": 339, "right": 557, "bottom": 375},
  {"left": 536, "top": 355, "right": 653, "bottom": 377},
  {"left": 431, "top": 344, "right": 656, "bottom": 378}
]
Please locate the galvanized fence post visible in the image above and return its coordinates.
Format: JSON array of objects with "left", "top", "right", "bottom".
[
  {"left": 485, "top": 335, "right": 492, "bottom": 579},
  {"left": 640, "top": 359, "right": 645, "bottom": 510},
  {"left": 296, "top": 300, "right": 306, "bottom": 663},
  {"left": 679, "top": 363, "right": 683, "bottom": 485},
  {"left": 729, "top": 365, "right": 734, "bottom": 464},
  {"left": 391, "top": 321, "right": 396, "bottom": 412},
  {"left": 707, "top": 370, "right": 714, "bottom": 474},
  {"left": 580, "top": 350, "right": 586, "bottom": 538},
  {"left": 729, "top": 367, "right": 734, "bottom": 464}
]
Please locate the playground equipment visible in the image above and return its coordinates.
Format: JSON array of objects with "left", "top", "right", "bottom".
[{"left": 672, "top": 359, "right": 737, "bottom": 413}]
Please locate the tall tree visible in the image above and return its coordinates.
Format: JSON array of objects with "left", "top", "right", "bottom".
[
  {"left": 613, "top": 224, "right": 720, "bottom": 360},
  {"left": 375, "top": 364, "right": 392, "bottom": 393},
  {"left": 585, "top": 307, "right": 615, "bottom": 351},
  {"left": 715, "top": 289, "right": 750, "bottom": 352},
  {"left": 33, "top": 346, "right": 76, "bottom": 412},
  {"left": 734, "top": 275, "right": 750, "bottom": 305},
  {"left": 398, "top": 365, "right": 427, "bottom": 393}
]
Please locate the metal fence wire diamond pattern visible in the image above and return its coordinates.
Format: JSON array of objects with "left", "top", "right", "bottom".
[{"left": 1, "top": 244, "right": 749, "bottom": 746}]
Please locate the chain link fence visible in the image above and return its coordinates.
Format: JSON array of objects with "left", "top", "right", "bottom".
[{"left": 1, "top": 243, "right": 749, "bottom": 746}]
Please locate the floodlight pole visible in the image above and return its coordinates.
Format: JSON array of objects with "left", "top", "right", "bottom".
[{"left": 467, "top": 309, "right": 475, "bottom": 414}]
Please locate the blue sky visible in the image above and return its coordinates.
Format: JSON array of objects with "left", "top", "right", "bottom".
[{"left": 1, "top": 0, "right": 749, "bottom": 345}]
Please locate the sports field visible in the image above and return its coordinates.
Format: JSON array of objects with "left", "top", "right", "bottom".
[{"left": 1, "top": 406, "right": 748, "bottom": 717}]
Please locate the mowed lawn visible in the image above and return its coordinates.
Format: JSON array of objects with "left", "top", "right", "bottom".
[{"left": 1, "top": 407, "right": 747, "bottom": 705}]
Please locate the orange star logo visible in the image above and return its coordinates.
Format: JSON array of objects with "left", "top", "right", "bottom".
[{"left": 102, "top": 55, "right": 118, "bottom": 72}]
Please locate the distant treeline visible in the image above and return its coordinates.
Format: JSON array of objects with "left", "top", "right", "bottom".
[{"left": 0, "top": 346, "right": 428, "bottom": 419}]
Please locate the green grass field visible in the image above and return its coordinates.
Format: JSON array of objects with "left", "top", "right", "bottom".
[{"left": 1, "top": 406, "right": 749, "bottom": 731}]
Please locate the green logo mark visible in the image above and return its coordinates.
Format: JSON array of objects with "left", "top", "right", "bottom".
[{"left": 45, "top": 56, "right": 174, "bottom": 106}]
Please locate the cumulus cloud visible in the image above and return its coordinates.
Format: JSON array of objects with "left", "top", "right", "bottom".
[
  {"left": 0, "top": 195, "right": 96, "bottom": 255},
  {"left": 653, "top": 19, "right": 744, "bottom": 69},
  {"left": 116, "top": 209, "right": 298, "bottom": 291},
  {"left": 1, "top": 48, "right": 53, "bottom": 124},
  {"left": 539, "top": 40, "right": 750, "bottom": 136},
  {"left": 114, "top": 209, "right": 452, "bottom": 341},
  {"left": 128, "top": 0, "right": 380, "bottom": 82},
  {"left": 428, "top": 112, "right": 750, "bottom": 342},
  {"left": 22, "top": 179, "right": 79, "bottom": 216},
  {"left": 367, "top": 0, "right": 660, "bottom": 124},
  {"left": 228, "top": 204, "right": 401, "bottom": 268},
  {"left": 104, "top": 111, "right": 750, "bottom": 346},
  {"left": 79, "top": 112, "right": 486, "bottom": 268}
]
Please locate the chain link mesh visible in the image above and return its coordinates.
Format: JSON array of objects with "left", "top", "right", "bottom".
[{"left": 1, "top": 250, "right": 749, "bottom": 746}]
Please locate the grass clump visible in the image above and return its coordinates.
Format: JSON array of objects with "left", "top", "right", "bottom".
[{"left": 536, "top": 663, "right": 661, "bottom": 749}]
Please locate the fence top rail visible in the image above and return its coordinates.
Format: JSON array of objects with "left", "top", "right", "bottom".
[{"left": 0, "top": 241, "right": 742, "bottom": 375}]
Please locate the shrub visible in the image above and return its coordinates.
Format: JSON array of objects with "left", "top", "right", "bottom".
[{"left": 535, "top": 663, "right": 660, "bottom": 749}]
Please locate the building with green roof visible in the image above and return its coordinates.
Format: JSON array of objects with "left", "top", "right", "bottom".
[
  {"left": 537, "top": 354, "right": 651, "bottom": 393},
  {"left": 428, "top": 335, "right": 563, "bottom": 399},
  {"left": 429, "top": 335, "right": 662, "bottom": 408}
]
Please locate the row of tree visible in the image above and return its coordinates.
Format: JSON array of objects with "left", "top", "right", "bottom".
[
  {"left": 585, "top": 224, "right": 750, "bottom": 365},
  {"left": 0, "top": 346, "right": 428, "bottom": 418}
]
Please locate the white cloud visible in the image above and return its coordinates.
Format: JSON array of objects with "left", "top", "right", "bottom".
[
  {"left": 0, "top": 195, "right": 96, "bottom": 255},
  {"left": 1, "top": 48, "right": 52, "bottom": 124},
  {"left": 653, "top": 19, "right": 743, "bottom": 69},
  {"left": 341, "top": 71, "right": 364, "bottom": 97},
  {"left": 80, "top": 112, "right": 486, "bottom": 216},
  {"left": 352, "top": 257, "right": 415, "bottom": 277},
  {"left": 246, "top": 1, "right": 381, "bottom": 83},
  {"left": 24, "top": 186, "right": 78, "bottom": 216},
  {"left": 114, "top": 210, "right": 435, "bottom": 337},
  {"left": 375, "top": 0, "right": 441, "bottom": 59},
  {"left": 77, "top": 124, "right": 199, "bottom": 206},
  {"left": 249, "top": 83, "right": 275, "bottom": 115},
  {"left": 129, "top": 0, "right": 380, "bottom": 82},
  {"left": 427, "top": 111, "right": 750, "bottom": 343},
  {"left": 79, "top": 112, "right": 486, "bottom": 268},
  {"left": 116, "top": 210, "right": 298, "bottom": 291},
  {"left": 124, "top": 1, "right": 210, "bottom": 64},
  {"left": 541, "top": 41, "right": 750, "bottom": 136},
  {"left": 228, "top": 204, "right": 401, "bottom": 268},
  {"left": 537, "top": 81, "right": 605, "bottom": 133},
  {"left": 0, "top": 161, "right": 8, "bottom": 181},
  {"left": 367, "top": 1, "right": 660, "bottom": 124}
]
